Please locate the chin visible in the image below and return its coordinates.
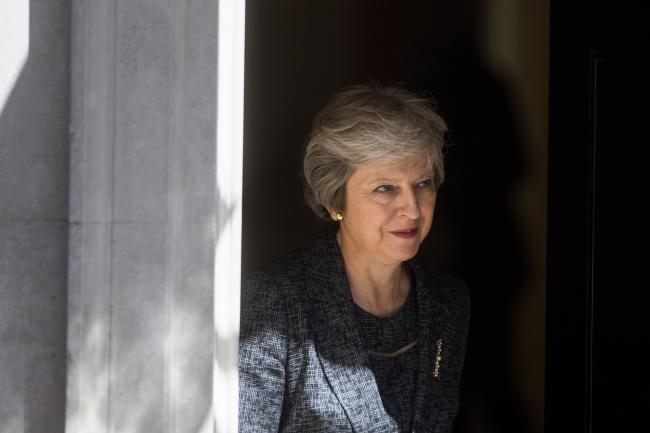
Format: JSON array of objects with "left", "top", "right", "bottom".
[
  {"left": 393, "top": 246, "right": 420, "bottom": 262},
  {"left": 393, "top": 238, "right": 423, "bottom": 259}
]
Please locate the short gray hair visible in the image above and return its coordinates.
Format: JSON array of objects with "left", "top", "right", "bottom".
[{"left": 303, "top": 83, "right": 447, "bottom": 220}]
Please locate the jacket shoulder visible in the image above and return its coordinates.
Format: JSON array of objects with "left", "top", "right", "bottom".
[
  {"left": 244, "top": 229, "right": 334, "bottom": 293},
  {"left": 243, "top": 250, "right": 305, "bottom": 298},
  {"left": 240, "top": 251, "right": 307, "bottom": 345}
]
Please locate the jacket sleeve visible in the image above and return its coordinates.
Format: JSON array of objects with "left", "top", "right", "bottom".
[{"left": 239, "top": 270, "right": 288, "bottom": 433}]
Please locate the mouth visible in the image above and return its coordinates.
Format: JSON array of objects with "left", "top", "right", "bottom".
[{"left": 389, "top": 227, "right": 419, "bottom": 239}]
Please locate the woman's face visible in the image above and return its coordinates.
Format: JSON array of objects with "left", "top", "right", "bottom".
[{"left": 332, "top": 157, "right": 436, "bottom": 266}]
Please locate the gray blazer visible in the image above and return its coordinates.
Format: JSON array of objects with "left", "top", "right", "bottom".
[{"left": 239, "top": 230, "right": 470, "bottom": 433}]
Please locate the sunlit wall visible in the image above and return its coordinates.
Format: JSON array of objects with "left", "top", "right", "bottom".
[{"left": 0, "top": 0, "right": 29, "bottom": 113}]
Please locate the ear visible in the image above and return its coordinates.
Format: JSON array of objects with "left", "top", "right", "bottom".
[{"left": 325, "top": 207, "right": 339, "bottom": 222}]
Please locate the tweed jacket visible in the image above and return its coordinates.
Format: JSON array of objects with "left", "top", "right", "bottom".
[{"left": 239, "top": 230, "right": 470, "bottom": 433}]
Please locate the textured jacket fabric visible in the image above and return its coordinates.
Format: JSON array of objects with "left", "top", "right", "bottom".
[{"left": 239, "top": 230, "right": 470, "bottom": 433}]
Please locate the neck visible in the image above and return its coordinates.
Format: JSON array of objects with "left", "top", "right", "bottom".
[{"left": 336, "top": 231, "right": 411, "bottom": 317}]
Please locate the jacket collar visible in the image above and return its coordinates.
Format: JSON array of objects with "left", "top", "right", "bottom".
[{"left": 302, "top": 230, "right": 455, "bottom": 432}]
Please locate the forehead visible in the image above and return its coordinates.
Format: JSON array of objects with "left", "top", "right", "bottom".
[{"left": 351, "top": 158, "right": 432, "bottom": 183}]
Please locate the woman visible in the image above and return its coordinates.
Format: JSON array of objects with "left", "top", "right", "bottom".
[{"left": 239, "top": 84, "right": 470, "bottom": 432}]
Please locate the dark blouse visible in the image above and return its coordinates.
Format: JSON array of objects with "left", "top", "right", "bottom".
[{"left": 353, "top": 288, "right": 420, "bottom": 432}]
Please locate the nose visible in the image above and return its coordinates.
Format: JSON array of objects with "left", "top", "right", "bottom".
[{"left": 398, "top": 188, "right": 421, "bottom": 220}]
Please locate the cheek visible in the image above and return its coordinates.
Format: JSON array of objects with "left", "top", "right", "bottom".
[
  {"left": 351, "top": 203, "right": 391, "bottom": 238},
  {"left": 425, "top": 200, "right": 436, "bottom": 219},
  {"left": 361, "top": 201, "right": 394, "bottom": 222},
  {"left": 419, "top": 193, "right": 437, "bottom": 216},
  {"left": 419, "top": 197, "right": 436, "bottom": 231}
]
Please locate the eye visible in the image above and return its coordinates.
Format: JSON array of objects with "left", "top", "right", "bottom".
[
  {"left": 374, "top": 184, "right": 396, "bottom": 193},
  {"left": 416, "top": 179, "right": 434, "bottom": 188}
]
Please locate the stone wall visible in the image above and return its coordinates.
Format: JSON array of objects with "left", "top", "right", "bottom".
[
  {"left": 1, "top": 1, "right": 240, "bottom": 432},
  {"left": 0, "top": 1, "right": 71, "bottom": 432}
]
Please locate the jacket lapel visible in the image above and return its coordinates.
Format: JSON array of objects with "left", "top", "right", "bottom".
[
  {"left": 410, "top": 264, "right": 454, "bottom": 433},
  {"left": 303, "top": 231, "right": 396, "bottom": 432},
  {"left": 303, "top": 231, "right": 458, "bottom": 432}
]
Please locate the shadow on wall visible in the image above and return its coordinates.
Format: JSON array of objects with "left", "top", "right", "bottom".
[{"left": 0, "top": 1, "right": 69, "bottom": 432}]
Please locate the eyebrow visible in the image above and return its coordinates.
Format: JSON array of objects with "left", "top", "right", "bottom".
[{"left": 363, "top": 172, "right": 433, "bottom": 185}]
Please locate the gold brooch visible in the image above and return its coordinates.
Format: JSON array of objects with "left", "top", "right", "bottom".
[{"left": 433, "top": 338, "right": 443, "bottom": 379}]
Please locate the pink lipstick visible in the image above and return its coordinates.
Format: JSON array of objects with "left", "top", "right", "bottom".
[{"left": 390, "top": 227, "right": 418, "bottom": 239}]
